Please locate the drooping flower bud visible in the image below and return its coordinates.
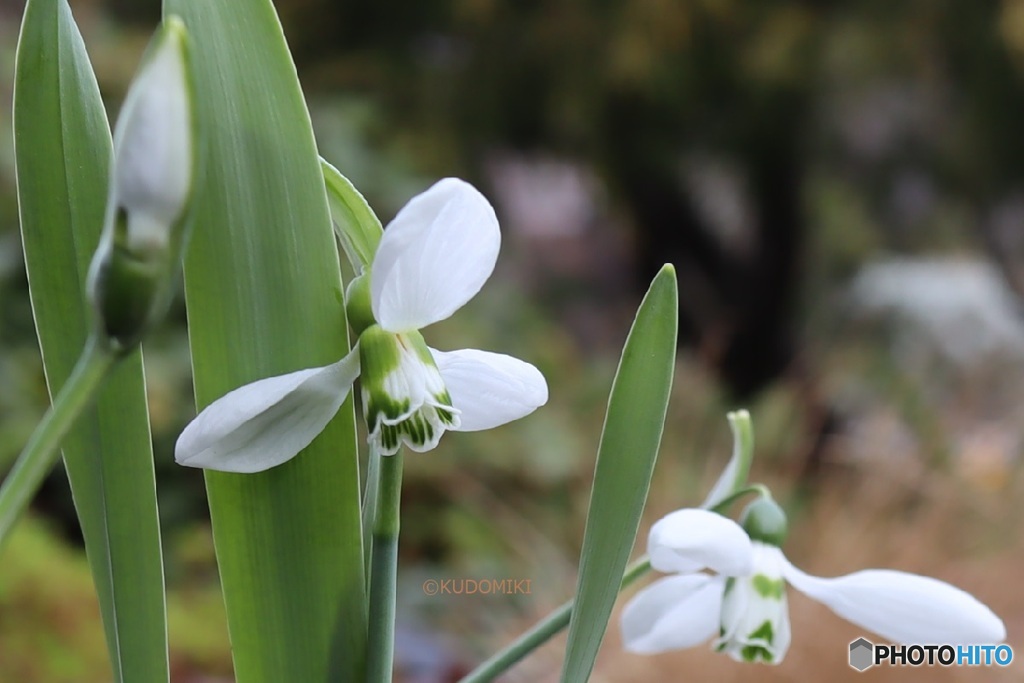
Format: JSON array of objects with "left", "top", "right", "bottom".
[{"left": 87, "top": 16, "right": 194, "bottom": 352}]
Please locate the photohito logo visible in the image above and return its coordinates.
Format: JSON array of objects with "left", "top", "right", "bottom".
[{"left": 848, "top": 638, "right": 1014, "bottom": 671}]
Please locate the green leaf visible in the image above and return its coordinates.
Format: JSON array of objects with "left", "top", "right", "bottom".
[
  {"left": 560, "top": 265, "right": 678, "bottom": 683},
  {"left": 13, "top": 1, "right": 167, "bottom": 681},
  {"left": 322, "top": 158, "right": 383, "bottom": 271},
  {"left": 163, "top": 1, "right": 365, "bottom": 680}
]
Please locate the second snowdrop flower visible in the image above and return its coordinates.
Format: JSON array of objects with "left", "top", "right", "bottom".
[
  {"left": 176, "top": 178, "right": 548, "bottom": 472},
  {"left": 621, "top": 500, "right": 1006, "bottom": 665}
]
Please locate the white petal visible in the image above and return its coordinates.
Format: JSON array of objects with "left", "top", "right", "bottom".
[
  {"left": 114, "top": 19, "right": 192, "bottom": 252},
  {"left": 648, "top": 509, "right": 754, "bottom": 576},
  {"left": 782, "top": 558, "right": 1006, "bottom": 644},
  {"left": 175, "top": 350, "right": 360, "bottom": 473},
  {"left": 621, "top": 574, "right": 725, "bottom": 654},
  {"left": 431, "top": 348, "right": 548, "bottom": 431},
  {"left": 371, "top": 178, "right": 500, "bottom": 332}
]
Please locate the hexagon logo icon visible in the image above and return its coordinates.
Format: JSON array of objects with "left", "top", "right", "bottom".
[{"left": 849, "top": 637, "right": 875, "bottom": 671}]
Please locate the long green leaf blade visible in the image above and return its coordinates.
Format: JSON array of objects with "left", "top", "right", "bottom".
[
  {"left": 560, "top": 265, "right": 678, "bottom": 682},
  {"left": 13, "top": 1, "right": 167, "bottom": 681},
  {"left": 163, "top": 1, "right": 365, "bottom": 680}
]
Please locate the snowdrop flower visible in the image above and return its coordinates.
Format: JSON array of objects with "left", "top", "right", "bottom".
[
  {"left": 176, "top": 178, "right": 548, "bottom": 473},
  {"left": 88, "top": 16, "right": 195, "bottom": 351},
  {"left": 621, "top": 501, "right": 1005, "bottom": 664}
]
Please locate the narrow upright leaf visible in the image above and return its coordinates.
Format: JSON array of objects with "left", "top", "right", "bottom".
[
  {"left": 560, "top": 265, "right": 678, "bottom": 682},
  {"left": 13, "top": 1, "right": 167, "bottom": 680},
  {"left": 163, "top": 0, "right": 365, "bottom": 680}
]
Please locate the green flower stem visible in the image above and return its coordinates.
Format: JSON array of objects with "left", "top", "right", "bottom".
[
  {"left": 366, "top": 449, "right": 403, "bottom": 682},
  {"left": 458, "top": 556, "right": 653, "bottom": 683},
  {"left": 708, "top": 483, "right": 772, "bottom": 514},
  {"left": 362, "top": 443, "right": 382, "bottom": 592},
  {"left": 0, "top": 334, "right": 116, "bottom": 548}
]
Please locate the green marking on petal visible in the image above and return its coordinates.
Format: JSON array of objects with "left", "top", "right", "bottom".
[
  {"left": 436, "top": 406, "right": 456, "bottom": 425},
  {"left": 752, "top": 574, "right": 786, "bottom": 600},
  {"left": 404, "top": 330, "right": 437, "bottom": 364},
  {"left": 747, "top": 620, "right": 774, "bottom": 644},
  {"left": 380, "top": 424, "right": 398, "bottom": 453},
  {"left": 374, "top": 406, "right": 451, "bottom": 454},
  {"left": 359, "top": 325, "right": 404, "bottom": 380},
  {"left": 359, "top": 325, "right": 419, "bottom": 431},
  {"left": 741, "top": 645, "right": 775, "bottom": 663},
  {"left": 433, "top": 392, "right": 458, "bottom": 425}
]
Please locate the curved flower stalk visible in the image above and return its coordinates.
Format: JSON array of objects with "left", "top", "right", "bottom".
[
  {"left": 176, "top": 178, "right": 548, "bottom": 473},
  {"left": 620, "top": 505, "right": 1006, "bottom": 664}
]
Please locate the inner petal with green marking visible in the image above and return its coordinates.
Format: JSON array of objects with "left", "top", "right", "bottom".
[
  {"left": 714, "top": 543, "right": 792, "bottom": 665},
  {"left": 359, "top": 324, "right": 460, "bottom": 455}
]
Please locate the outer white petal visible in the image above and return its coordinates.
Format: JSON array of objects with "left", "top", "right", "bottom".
[
  {"left": 114, "top": 20, "right": 192, "bottom": 252},
  {"left": 621, "top": 574, "right": 726, "bottom": 654},
  {"left": 175, "top": 350, "right": 360, "bottom": 473},
  {"left": 431, "top": 348, "right": 548, "bottom": 431},
  {"left": 782, "top": 558, "right": 1006, "bottom": 644},
  {"left": 371, "top": 178, "right": 500, "bottom": 332},
  {"left": 648, "top": 509, "right": 755, "bottom": 576}
]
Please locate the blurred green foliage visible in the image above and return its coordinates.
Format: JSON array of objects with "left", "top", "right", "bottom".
[{"left": 0, "top": 518, "right": 112, "bottom": 682}]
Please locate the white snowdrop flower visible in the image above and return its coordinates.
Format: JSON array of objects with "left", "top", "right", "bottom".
[{"left": 176, "top": 178, "right": 548, "bottom": 472}]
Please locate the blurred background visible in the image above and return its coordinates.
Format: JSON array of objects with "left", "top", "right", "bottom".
[{"left": 1, "top": 0, "right": 1024, "bottom": 680}]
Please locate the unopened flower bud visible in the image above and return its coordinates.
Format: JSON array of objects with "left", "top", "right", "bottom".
[{"left": 88, "top": 16, "right": 194, "bottom": 351}]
